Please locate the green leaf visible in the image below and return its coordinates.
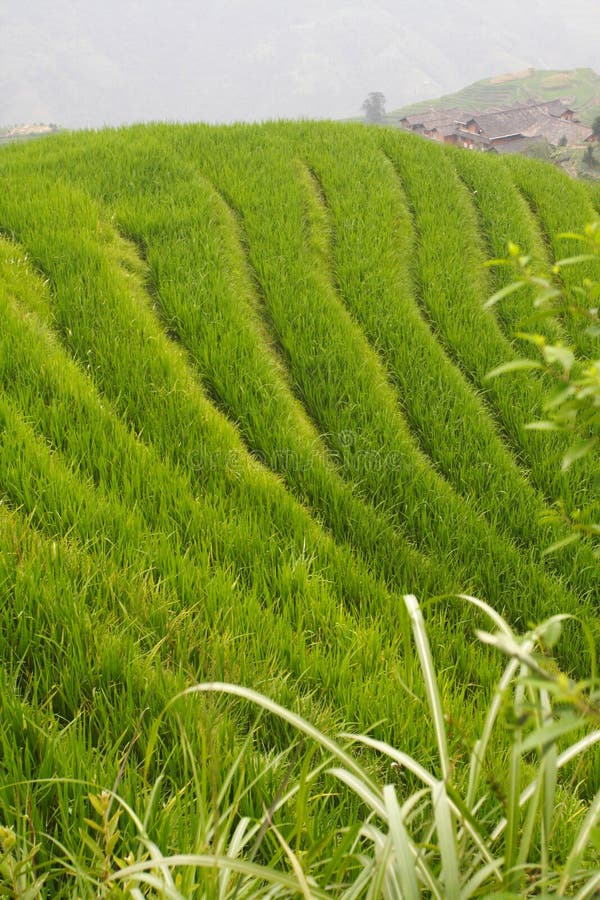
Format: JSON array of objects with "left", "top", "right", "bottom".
[
  {"left": 483, "top": 280, "right": 526, "bottom": 309},
  {"left": 484, "top": 257, "right": 514, "bottom": 268},
  {"left": 554, "top": 253, "right": 597, "bottom": 267},
  {"left": 514, "top": 331, "right": 546, "bottom": 347},
  {"left": 519, "top": 714, "right": 584, "bottom": 755},
  {"left": 523, "top": 419, "right": 562, "bottom": 431},
  {"left": 524, "top": 420, "right": 562, "bottom": 432},
  {"left": 562, "top": 438, "right": 598, "bottom": 471},
  {"left": 533, "top": 288, "right": 563, "bottom": 308},
  {"left": 544, "top": 385, "right": 576, "bottom": 410},
  {"left": 537, "top": 617, "right": 563, "bottom": 649},
  {"left": 485, "top": 359, "right": 544, "bottom": 380},
  {"left": 542, "top": 532, "right": 582, "bottom": 556},
  {"left": 174, "top": 682, "right": 379, "bottom": 794},
  {"left": 557, "top": 231, "right": 588, "bottom": 241},
  {"left": 542, "top": 344, "right": 575, "bottom": 373}
]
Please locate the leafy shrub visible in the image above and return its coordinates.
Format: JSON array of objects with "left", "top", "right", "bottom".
[{"left": 485, "top": 222, "right": 599, "bottom": 557}]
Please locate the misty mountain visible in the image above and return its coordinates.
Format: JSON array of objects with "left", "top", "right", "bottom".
[{"left": 2, "top": 0, "right": 600, "bottom": 128}]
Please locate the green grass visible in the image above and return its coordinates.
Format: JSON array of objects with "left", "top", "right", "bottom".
[
  {"left": 502, "top": 153, "right": 600, "bottom": 362},
  {"left": 587, "top": 179, "right": 600, "bottom": 214},
  {"left": 0, "top": 121, "right": 598, "bottom": 894}
]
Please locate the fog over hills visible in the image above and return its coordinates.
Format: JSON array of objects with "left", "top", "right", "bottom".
[{"left": 2, "top": 0, "right": 600, "bottom": 128}]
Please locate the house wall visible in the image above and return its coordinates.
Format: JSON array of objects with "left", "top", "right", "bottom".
[{"left": 490, "top": 134, "right": 525, "bottom": 149}]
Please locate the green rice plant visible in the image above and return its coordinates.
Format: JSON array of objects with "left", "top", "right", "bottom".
[
  {"left": 165, "top": 124, "right": 593, "bottom": 619},
  {"left": 0, "top": 173, "right": 407, "bottom": 618},
  {"left": 0, "top": 231, "right": 444, "bottom": 749},
  {"left": 587, "top": 182, "right": 600, "bottom": 217},
  {"left": 294, "top": 126, "right": 597, "bottom": 598},
  {"left": 448, "top": 145, "right": 563, "bottom": 345},
  {"left": 0, "top": 123, "right": 599, "bottom": 894},
  {"left": 1, "top": 124, "right": 593, "bottom": 608},
  {"left": 448, "top": 149, "right": 599, "bottom": 562},
  {"left": 379, "top": 131, "right": 599, "bottom": 531},
  {"left": 107, "top": 161, "right": 443, "bottom": 599},
  {"left": 2, "top": 238, "right": 510, "bottom": 841}
]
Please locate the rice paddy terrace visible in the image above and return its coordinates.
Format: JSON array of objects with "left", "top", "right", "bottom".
[{"left": 0, "top": 122, "right": 599, "bottom": 873}]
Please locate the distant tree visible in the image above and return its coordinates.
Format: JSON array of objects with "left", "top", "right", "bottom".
[
  {"left": 361, "top": 92, "right": 386, "bottom": 125},
  {"left": 584, "top": 143, "right": 597, "bottom": 167}
]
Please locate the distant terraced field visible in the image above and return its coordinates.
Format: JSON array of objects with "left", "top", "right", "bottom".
[
  {"left": 0, "top": 122, "right": 599, "bottom": 889},
  {"left": 388, "top": 67, "right": 600, "bottom": 125}
]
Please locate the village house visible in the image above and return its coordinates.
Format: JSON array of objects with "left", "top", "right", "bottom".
[
  {"left": 0, "top": 123, "right": 59, "bottom": 142},
  {"left": 400, "top": 98, "right": 593, "bottom": 153}
]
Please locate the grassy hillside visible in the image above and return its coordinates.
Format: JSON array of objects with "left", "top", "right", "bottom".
[
  {"left": 387, "top": 67, "right": 600, "bottom": 125},
  {"left": 0, "top": 122, "right": 598, "bottom": 893}
]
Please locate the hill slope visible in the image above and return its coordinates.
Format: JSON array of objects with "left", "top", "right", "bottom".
[
  {"left": 0, "top": 123, "right": 598, "bottom": 886},
  {"left": 388, "top": 67, "right": 600, "bottom": 125}
]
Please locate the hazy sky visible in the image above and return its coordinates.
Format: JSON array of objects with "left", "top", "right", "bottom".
[{"left": 2, "top": 0, "right": 600, "bottom": 128}]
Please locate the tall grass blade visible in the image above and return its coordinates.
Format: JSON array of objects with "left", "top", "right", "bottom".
[
  {"left": 559, "top": 787, "right": 600, "bottom": 893},
  {"left": 404, "top": 595, "right": 451, "bottom": 782},
  {"left": 383, "top": 783, "right": 420, "bottom": 900},
  {"left": 432, "top": 779, "right": 460, "bottom": 900}
]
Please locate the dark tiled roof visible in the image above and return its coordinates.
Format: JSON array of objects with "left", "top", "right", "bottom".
[
  {"left": 426, "top": 121, "right": 464, "bottom": 138},
  {"left": 523, "top": 116, "right": 592, "bottom": 145},
  {"left": 541, "top": 98, "right": 576, "bottom": 117},
  {"left": 467, "top": 101, "right": 586, "bottom": 141},
  {"left": 466, "top": 106, "right": 546, "bottom": 138},
  {"left": 401, "top": 98, "right": 590, "bottom": 148},
  {"left": 401, "top": 107, "right": 468, "bottom": 128}
]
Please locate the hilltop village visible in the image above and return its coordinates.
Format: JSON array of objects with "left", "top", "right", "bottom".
[
  {"left": 0, "top": 123, "right": 60, "bottom": 143},
  {"left": 400, "top": 98, "right": 594, "bottom": 154}
]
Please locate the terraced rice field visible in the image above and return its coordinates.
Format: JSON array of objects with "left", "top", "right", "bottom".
[{"left": 0, "top": 122, "right": 598, "bottom": 885}]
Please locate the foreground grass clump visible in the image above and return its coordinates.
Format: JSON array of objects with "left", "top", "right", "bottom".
[{"left": 4, "top": 595, "right": 600, "bottom": 897}]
